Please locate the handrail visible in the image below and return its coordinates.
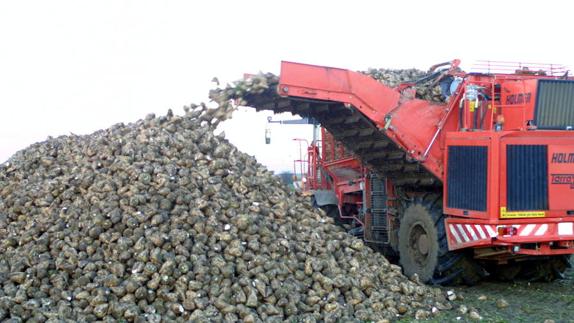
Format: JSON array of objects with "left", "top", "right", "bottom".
[{"left": 471, "top": 60, "right": 569, "bottom": 76}]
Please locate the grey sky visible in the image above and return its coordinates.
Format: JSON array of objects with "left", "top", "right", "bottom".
[{"left": 1, "top": 0, "right": 572, "bottom": 172}]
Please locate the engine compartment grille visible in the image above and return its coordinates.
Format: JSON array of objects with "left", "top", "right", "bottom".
[
  {"left": 447, "top": 146, "right": 488, "bottom": 211},
  {"left": 506, "top": 145, "right": 548, "bottom": 211},
  {"left": 535, "top": 79, "right": 574, "bottom": 130}
]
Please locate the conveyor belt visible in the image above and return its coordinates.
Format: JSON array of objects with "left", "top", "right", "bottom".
[{"left": 244, "top": 88, "right": 440, "bottom": 189}]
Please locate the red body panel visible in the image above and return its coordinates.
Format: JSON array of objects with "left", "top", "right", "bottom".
[
  {"left": 548, "top": 145, "right": 574, "bottom": 210},
  {"left": 280, "top": 62, "right": 400, "bottom": 123}
]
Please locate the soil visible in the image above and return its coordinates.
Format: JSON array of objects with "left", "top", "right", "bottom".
[{"left": 415, "top": 256, "right": 574, "bottom": 323}]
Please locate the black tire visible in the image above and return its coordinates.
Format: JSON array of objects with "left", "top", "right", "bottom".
[
  {"left": 518, "top": 255, "right": 572, "bottom": 282},
  {"left": 398, "top": 194, "right": 486, "bottom": 285},
  {"left": 319, "top": 204, "right": 348, "bottom": 226},
  {"left": 398, "top": 203, "right": 439, "bottom": 282},
  {"left": 319, "top": 204, "right": 338, "bottom": 219},
  {"left": 311, "top": 196, "right": 349, "bottom": 227},
  {"left": 486, "top": 263, "right": 522, "bottom": 281}
]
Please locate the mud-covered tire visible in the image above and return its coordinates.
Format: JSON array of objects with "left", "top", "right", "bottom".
[
  {"left": 398, "top": 194, "right": 486, "bottom": 285},
  {"left": 311, "top": 198, "right": 348, "bottom": 226},
  {"left": 319, "top": 204, "right": 349, "bottom": 226},
  {"left": 398, "top": 204, "right": 439, "bottom": 282},
  {"left": 319, "top": 204, "right": 338, "bottom": 220},
  {"left": 519, "top": 255, "right": 572, "bottom": 282},
  {"left": 487, "top": 263, "right": 523, "bottom": 281}
]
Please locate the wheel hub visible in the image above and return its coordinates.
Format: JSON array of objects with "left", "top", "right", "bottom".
[
  {"left": 417, "top": 234, "right": 429, "bottom": 255},
  {"left": 408, "top": 222, "right": 430, "bottom": 266}
]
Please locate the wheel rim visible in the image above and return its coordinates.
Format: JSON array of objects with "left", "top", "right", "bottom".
[{"left": 408, "top": 221, "right": 431, "bottom": 268}]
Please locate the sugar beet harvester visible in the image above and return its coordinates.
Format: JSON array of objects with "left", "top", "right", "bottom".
[{"left": 243, "top": 60, "right": 574, "bottom": 284}]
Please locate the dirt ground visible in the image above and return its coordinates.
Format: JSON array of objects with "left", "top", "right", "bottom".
[{"left": 422, "top": 256, "right": 574, "bottom": 323}]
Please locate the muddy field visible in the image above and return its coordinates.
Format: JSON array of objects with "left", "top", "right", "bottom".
[{"left": 418, "top": 256, "right": 574, "bottom": 323}]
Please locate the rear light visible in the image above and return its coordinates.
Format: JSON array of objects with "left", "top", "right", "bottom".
[{"left": 497, "top": 226, "right": 518, "bottom": 236}]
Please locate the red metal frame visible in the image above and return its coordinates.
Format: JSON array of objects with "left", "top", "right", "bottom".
[{"left": 279, "top": 61, "right": 448, "bottom": 178}]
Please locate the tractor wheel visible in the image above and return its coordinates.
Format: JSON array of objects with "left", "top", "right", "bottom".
[
  {"left": 518, "top": 255, "right": 572, "bottom": 282},
  {"left": 319, "top": 204, "right": 339, "bottom": 220},
  {"left": 398, "top": 194, "right": 486, "bottom": 285},
  {"left": 487, "top": 263, "right": 522, "bottom": 281},
  {"left": 316, "top": 203, "right": 349, "bottom": 226}
]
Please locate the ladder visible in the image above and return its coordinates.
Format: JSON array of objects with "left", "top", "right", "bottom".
[{"left": 370, "top": 174, "right": 389, "bottom": 243}]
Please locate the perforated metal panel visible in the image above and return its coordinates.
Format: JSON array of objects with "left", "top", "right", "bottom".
[
  {"left": 535, "top": 80, "right": 574, "bottom": 129},
  {"left": 447, "top": 146, "right": 488, "bottom": 211}
]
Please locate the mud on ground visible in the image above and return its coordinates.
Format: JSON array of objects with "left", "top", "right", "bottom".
[{"left": 419, "top": 256, "right": 574, "bottom": 323}]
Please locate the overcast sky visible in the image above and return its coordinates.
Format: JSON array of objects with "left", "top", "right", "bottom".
[{"left": 1, "top": 1, "right": 573, "bottom": 172}]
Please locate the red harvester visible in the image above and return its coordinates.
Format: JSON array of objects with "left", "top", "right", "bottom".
[{"left": 244, "top": 60, "right": 574, "bottom": 284}]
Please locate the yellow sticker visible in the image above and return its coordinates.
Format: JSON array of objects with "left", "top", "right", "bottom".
[
  {"left": 500, "top": 207, "right": 545, "bottom": 219},
  {"left": 469, "top": 101, "right": 476, "bottom": 112}
]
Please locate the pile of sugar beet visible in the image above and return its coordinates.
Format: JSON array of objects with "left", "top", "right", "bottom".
[
  {"left": 0, "top": 68, "right": 456, "bottom": 322},
  {"left": 363, "top": 67, "right": 445, "bottom": 102}
]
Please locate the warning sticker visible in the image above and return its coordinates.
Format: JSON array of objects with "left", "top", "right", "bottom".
[{"left": 500, "top": 207, "right": 545, "bottom": 219}]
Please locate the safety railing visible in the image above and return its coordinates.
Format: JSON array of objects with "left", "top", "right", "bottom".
[{"left": 471, "top": 60, "right": 569, "bottom": 76}]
